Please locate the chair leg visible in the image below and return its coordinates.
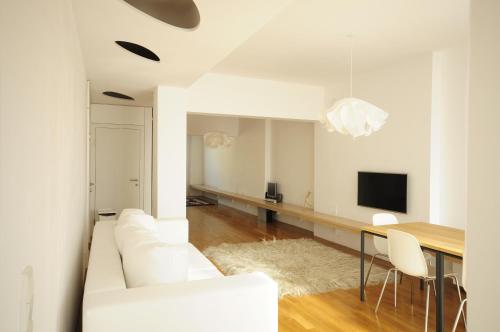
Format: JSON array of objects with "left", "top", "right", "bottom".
[
  {"left": 452, "top": 299, "right": 467, "bottom": 332},
  {"left": 375, "top": 268, "right": 394, "bottom": 313},
  {"left": 364, "top": 254, "right": 377, "bottom": 288},
  {"left": 410, "top": 278, "right": 414, "bottom": 306},
  {"left": 450, "top": 275, "right": 467, "bottom": 327},
  {"left": 432, "top": 279, "right": 436, "bottom": 297},
  {"left": 394, "top": 270, "right": 397, "bottom": 307},
  {"left": 425, "top": 281, "right": 430, "bottom": 332}
]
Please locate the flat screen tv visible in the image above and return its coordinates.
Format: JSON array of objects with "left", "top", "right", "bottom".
[{"left": 357, "top": 172, "right": 407, "bottom": 213}]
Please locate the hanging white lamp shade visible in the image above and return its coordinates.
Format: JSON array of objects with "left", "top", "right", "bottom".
[
  {"left": 325, "top": 98, "right": 388, "bottom": 138},
  {"left": 323, "top": 36, "right": 388, "bottom": 138},
  {"left": 203, "top": 132, "right": 234, "bottom": 149}
]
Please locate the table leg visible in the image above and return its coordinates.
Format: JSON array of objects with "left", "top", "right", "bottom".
[
  {"left": 360, "top": 231, "right": 365, "bottom": 301},
  {"left": 257, "top": 208, "right": 273, "bottom": 223},
  {"left": 266, "top": 209, "right": 274, "bottom": 222},
  {"left": 435, "top": 252, "right": 445, "bottom": 332}
]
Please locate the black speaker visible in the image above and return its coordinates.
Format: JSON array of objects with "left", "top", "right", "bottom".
[{"left": 265, "top": 192, "right": 283, "bottom": 203}]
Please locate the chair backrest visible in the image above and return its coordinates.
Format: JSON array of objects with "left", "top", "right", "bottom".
[
  {"left": 387, "top": 229, "right": 428, "bottom": 277},
  {"left": 372, "top": 213, "right": 398, "bottom": 255}
]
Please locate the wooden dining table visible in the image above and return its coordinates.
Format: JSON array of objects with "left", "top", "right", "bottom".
[{"left": 360, "top": 222, "right": 465, "bottom": 332}]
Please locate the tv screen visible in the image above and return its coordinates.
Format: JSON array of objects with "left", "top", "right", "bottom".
[{"left": 357, "top": 172, "right": 407, "bottom": 213}]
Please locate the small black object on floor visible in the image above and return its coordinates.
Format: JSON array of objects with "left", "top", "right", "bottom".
[{"left": 187, "top": 196, "right": 217, "bottom": 207}]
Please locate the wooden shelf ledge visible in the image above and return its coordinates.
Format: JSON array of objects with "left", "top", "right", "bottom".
[{"left": 190, "top": 184, "right": 365, "bottom": 233}]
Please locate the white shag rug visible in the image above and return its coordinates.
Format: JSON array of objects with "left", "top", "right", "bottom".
[{"left": 203, "top": 238, "right": 389, "bottom": 298}]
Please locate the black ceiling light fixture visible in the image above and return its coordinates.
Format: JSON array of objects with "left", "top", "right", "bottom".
[
  {"left": 123, "top": 0, "right": 200, "bottom": 29},
  {"left": 115, "top": 41, "right": 160, "bottom": 62},
  {"left": 103, "top": 91, "right": 135, "bottom": 100}
]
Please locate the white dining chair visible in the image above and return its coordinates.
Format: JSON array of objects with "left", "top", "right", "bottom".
[
  {"left": 367, "top": 213, "right": 436, "bottom": 302},
  {"left": 365, "top": 213, "right": 398, "bottom": 305},
  {"left": 452, "top": 251, "right": 467, "bottom": 332},
  {"left": 375, "top": 230, "right": 463, "bottom": 332}
]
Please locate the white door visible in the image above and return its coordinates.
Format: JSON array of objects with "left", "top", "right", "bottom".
[{"left": 91, "top": 125, "right": 144, "bottom": 220}]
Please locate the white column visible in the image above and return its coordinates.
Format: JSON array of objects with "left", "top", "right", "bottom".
[
  {"left": 153, "top": 86, "right": 187, "bottom": 219},
  {"left": 467, "top": 1, "right": 500, "bottom": 330},
  {"left": 429, "top": 45, "right": 468, "bottom": 228}
]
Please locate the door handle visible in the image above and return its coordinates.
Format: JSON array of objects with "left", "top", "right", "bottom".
[{"left": 129, "top": 179, "right": 139, "bottom": 182}]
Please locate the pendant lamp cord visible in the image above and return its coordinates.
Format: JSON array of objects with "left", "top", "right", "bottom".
[{"left": 349, "top": 35, "right": 353, "bottom": 97}]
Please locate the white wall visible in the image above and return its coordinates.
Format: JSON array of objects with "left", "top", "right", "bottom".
[
  {"left": 315, "top": 55, "right": 433, "bottom": 250},
  {"left": 187, "top": 136, "right": 204, "bottom": 188},
  {"left": 430, "top": 44, "right": 468, "bottom": 229},
  {"left": 0, "top": 0, "right": 87, "bottom": 331},
  {"left": 271, "top": 120, "right": 315, "bottom": 230},
  {"left": 204, "top": 118, "right": 266, "bottom": 214},
  {"left": 188, "top": 73, "right": 325, "bottom": 121},
  {"left": 91, "top": 104, "right": 146, "bottom": 126},
  {"left": 467, "top": 1, "right": 500, "bottom": 329},
  {"left": 187, "top": 114, "right": 239, "bottom": 136}
]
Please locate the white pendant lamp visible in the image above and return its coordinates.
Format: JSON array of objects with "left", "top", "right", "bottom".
[
  {"left": 323, "top": 37, "right": 388, "bottom": 138},
  {"left": 203, "top": 132, "right": 234, "bottom": 149}
]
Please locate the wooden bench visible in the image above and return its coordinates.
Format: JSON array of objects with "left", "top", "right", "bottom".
[{"left": 190, "top": 184, "right": 365, "bottom": 233}]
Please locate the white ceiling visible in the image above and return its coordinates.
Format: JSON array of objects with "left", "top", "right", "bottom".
[
  {"left": 213, "top": 0, "right": 469, "bottom": 85},
  {"left": 74, "top": 0, "right": 468, "bottom": 106},
  {"left": 73, "top": 0, "right": 292, "bottom": 106}
]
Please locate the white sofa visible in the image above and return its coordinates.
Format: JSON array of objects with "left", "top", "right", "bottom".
[{"left": 82, "top": 219, "right": 278, "bottom": 332}]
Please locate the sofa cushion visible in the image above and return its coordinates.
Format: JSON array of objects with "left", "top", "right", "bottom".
[
  {"left": 118, "top": 208, "right": 145, "bottom": 223},
  {"left": 114, "top": 215, "right": 158, "bottom": 254},
  {"left": 122, "top": 241, "right": 190, "bottom": 288},
  {"left": 118, "top": 212, "right": 156, "bottom": 229},
  {"left": 116, "top": 226, "right": 160, "bottom": 254}
]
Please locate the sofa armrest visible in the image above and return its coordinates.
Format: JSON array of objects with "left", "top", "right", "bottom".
[
  {"left": 83, "top": 272, "right": 278, "bottom": 332},
  {"left": 156, "top": 218, "right": 188, "bottom": 244}
]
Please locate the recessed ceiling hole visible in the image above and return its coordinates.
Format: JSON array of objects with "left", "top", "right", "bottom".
[
  {"left": 103, "top": 91, "right": 135, "bottom": 100},
  {"left": 115, "top": 41, "right": 160, "bottom": 61},
  {"left": 123, "top": 0, "right": 200, "bottom": 29}
]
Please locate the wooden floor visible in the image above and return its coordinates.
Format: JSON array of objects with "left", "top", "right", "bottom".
[{"left": 187, "top": 205, "right": 466, "bottom": 332}]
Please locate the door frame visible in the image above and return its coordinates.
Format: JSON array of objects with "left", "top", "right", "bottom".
[{"left": 88, "top": 104, "right": 152, "bottom": 227}]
